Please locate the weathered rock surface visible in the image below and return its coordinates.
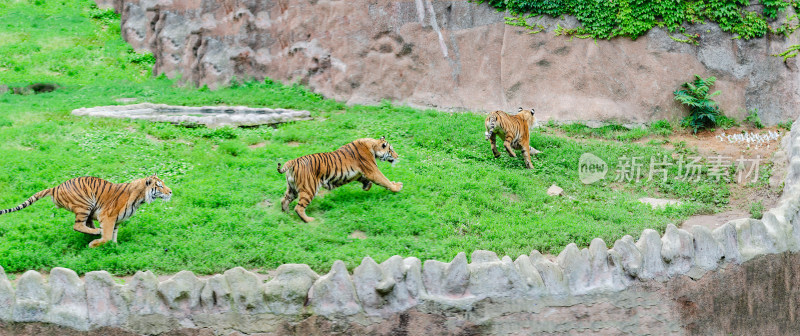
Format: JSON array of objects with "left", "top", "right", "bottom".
[
  {"left": 12, "top": 271, "right": 48, "bottom": 323},
  {"left": 71, "top": 104, "right": 311, "bottom": 128},
  {"left": 106, "top": 0, "right": 799, "bottom": 124}
]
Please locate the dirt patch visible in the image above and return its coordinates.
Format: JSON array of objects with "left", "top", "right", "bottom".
[
  {"left": 656, "top": 126, "right": 784, "bottom": 160},
  {"left": 257, "top": 199, "right": 273, "bottom": 208},
  {"left": 286, "top": 141, "right": 302, "bottom": 147},
  {"left": 679, "top": 210, "right": 750, "bottom": 231},
  {"left": 249, "top": 142, "right": 268, "bottom": 149},
  {"left": 348, "top": 230, "right": 367, "bottom": 240},
  {"left": 503, "top": 192, "right": 520, "bottom": 202}
]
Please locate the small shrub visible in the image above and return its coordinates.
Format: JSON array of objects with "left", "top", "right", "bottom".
[
  {"left": 716, "top": 115, "right": 739, "bottom": 129},
  {"left": 649, "top": 119, "right": 673, "bottom": 135},
  {"left": 674, "top": 75, "right": 726, "bottom": 133},
  {"left": 778, "top": 120, "right": 794, "bottom": 131},
  {"left": 750, "top": 200, "right": 764, "bottom": 219},
  {"left": 744, "top": 109, "right": 764, "bottom": 129}
]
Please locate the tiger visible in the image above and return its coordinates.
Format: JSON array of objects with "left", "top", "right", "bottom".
[
  {"left": 485, "top": 107, "right": 540, "bottom": 169},
  {"left": 0, "top": 174, "right": 172, "bottom": 248},
  {"left": 277, "top": 136, "right": 403, "bottom": 222}
]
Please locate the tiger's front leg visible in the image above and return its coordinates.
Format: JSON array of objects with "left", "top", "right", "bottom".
[
  {"left": 364, "top": 169, "right": 402, "bottom": 192},
  {"left": 88, "top": 215, "right": 116, "bottom": 248}
]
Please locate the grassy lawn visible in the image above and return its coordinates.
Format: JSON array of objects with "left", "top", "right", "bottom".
[{"left": 0, "top": 0, "right": 729, "bottom": 275}]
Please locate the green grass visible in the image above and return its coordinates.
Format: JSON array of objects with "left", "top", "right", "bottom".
[
  {"left": 557, "top": 119, "right": 674, "bottom": 141},
  {"left": 0, "top": 0, "right": 731, "bottom": 275}
]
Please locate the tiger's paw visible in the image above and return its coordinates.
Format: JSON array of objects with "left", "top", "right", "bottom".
[
  {"left": 392, "top": 182, "right": 403, "bottom": 192},
  {"left": 88, "top": 239, "right": 107, "bottom": 248}
]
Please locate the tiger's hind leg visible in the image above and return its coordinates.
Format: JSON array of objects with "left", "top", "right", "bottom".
[
  {"left": 281, "top": 185, "right": 298, "bottom": 212},
  {"left": 88, "top": 215, "right": 115, "bottom": 248},
  {"left": 294, "top": 188, "right": 317, "bottom": 222},
  {"left": 489, "top": 133, "right": 501, "bottom": 158},
  {"left": 73, "top": 210, "right": 101, "bottom": 235},
  {"left": 503, "top": 137, "right": 517, "bottom": 157},
  {"left": 359, "top": 177, "right": 373, "bottom": 191},
  {"left": 522, "top": 143, "right": 534, "bottom": 169}
]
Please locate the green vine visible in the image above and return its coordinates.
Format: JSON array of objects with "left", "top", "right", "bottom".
[
  {"left": 480, "top": 0, "right": 799, "bottom": 40},
  {"left": 774, "top": 44, "right": 800, "bottom": 61},
  {"left": 504, "top": 14, "right": 546, "bottom": 34},
  {"left": 668, "top": 31, "right": 701, "bottom": 45}
]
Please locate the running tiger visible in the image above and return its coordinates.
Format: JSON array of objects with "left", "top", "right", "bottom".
[
  {"left": 0, "top": 174, "right": 172, "bottom": 247},
  {"left": 485, "top": 107, "right": 539, "bottom": 169},
  {"left": 277, "top": 136, "right": 403, "bottom": 222}
]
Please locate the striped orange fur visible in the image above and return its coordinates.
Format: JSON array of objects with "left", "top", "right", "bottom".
[
  {"left": 485, "top": 107, "right": 538, "bottom": 169},
  {"left": 0, "top": 174, "right": 172, "bottom": 247},
  {"left": 277, "top": 136, "right": 402, "bottom": 222}
]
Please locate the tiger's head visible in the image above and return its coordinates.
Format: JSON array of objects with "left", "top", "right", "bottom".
[
  {"left": 373, "top": 136, "right": 399, "bottom": 166},
  {"left": 517, "top": 107, "right": 536, "bottom": 124},
  {"left": 144, "top": 174, "right": 172, "bottom": 203}
]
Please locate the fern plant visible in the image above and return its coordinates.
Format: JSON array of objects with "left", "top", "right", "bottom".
[{"left": 674, "top": 75, "right": 723, "bottom": 133}]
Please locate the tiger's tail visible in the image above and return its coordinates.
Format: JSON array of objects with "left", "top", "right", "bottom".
[
  {"left": 0, "top": 188, "right": 53, "bottom": 215},
  {"left": 485, "top": 114, "right": 498, "bottom": 140},
  {"left": 277, "top": 160, "right": 295, "bottom": 174}
]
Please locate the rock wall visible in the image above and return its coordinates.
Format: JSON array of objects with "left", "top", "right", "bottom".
[
  {"left": 105, "top": 0, "right": 799, "bottom": 124},
  {"left": 2, "top": 118, "right": 800, "bottom": 335}
]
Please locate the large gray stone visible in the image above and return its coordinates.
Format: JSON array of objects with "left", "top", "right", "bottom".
[
  {"left": 12, "top": 270, "right": 48, "bottom": 322},
  {"left": 529, "top": 250, "right": 569, "bottom": 295},
  {"left": 660, "top": 224, "right": 694, "bottom": 277},
  {"left": 199, "top": 274, "right": 232, "bottom": 314},
  {"left": 587, "top": 238, "right": 628, "bottom": 292},
  {"left": 611, "top": 235, "right": 642, "bottom": 278},
  {"left": 691, "top": 225, "right": 725, "bottom": 272},
  {"left": 403, "top": 257, "right": 425, "bottom": 301},
  {"left": 224, "top": 267, "right": 268, "bottom": 314},
  {"left": 264, "top": 264, "right": 319, "bottom": 315},
  {"left": 126, "top": 270, "right": 173, "bottom": 335},
  {"left": 713, "top": 222, "right": 744, "bottom": 264},
  {"left": 422, "top": 252, "right": 470, "bottom": 298},
  {"left": 85, "top": 271, "right": 130, "bottom": 328},
  {"left": 158, "top": 270, "right": 205, "bottom": 326},
  {"left": 308, "top": 260, "right": 361, "bottom": 316},
  {"left": 466, "top": 252, "right": 525, "bottom": 298},
  {"left": 556, "top": 244, "right": 592, "bottom": 295},
  {"left": 0, "top": 266, "right": 13, "bottom": 321},
  {"left": 48, "top": 268, "right": 88, "bottom": 330},
  {"left": 732, "top": 218, "right": 780, "bottom": 261},
  {"left": 636, "top": 229, "right": 667, "bottom": 281},
  {"left": 354, "top": 256, "right": 423, "bottom": 317},
  {"left": 513, "top": 255, "right": 546, "bottom": 296}
]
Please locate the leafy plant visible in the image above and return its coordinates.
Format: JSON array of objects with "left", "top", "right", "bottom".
[
  {"left": 649, "top": 120, "right": 673, "bottom": 136},
  {"left": 674, "top": 75, "right": 724, "bottom": 133},
  {"left": 744, "top": 109, "right": 765, "bottom": 129},
  {"left": 483, "top": 0, "right": 786, "bottom": 40},
  {"left": 750, "top": 200, "right": 764, "bottom": 219},
  {"left": 778, "top": 120, "right": 794, "bottom": 131}
]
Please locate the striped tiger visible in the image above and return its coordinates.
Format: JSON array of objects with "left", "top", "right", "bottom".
[
  {"left": 0, "top": 174, "right": 172, "bottom": 247},
  {"left": 277, "top": 136, "right": 403, "bottom": 222},
  {"left": 485, "top": 107, "right": 539, "bottom": 169}
]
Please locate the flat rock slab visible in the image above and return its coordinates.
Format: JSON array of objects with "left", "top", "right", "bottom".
[
  {"left": 638, "top": 197, "right": 682, "bottom": 209},
  {"left": 72, "top": 103, "right": 312, "bottom": 128}
]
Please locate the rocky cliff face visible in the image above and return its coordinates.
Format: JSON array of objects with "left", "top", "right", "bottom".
[{"left": 106, "top": 0, "right": 799, "bottom": 125}]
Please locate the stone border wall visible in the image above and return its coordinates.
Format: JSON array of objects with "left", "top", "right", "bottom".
[{"left": 1, "top": 120, "right": 800, "bottom": 334}]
